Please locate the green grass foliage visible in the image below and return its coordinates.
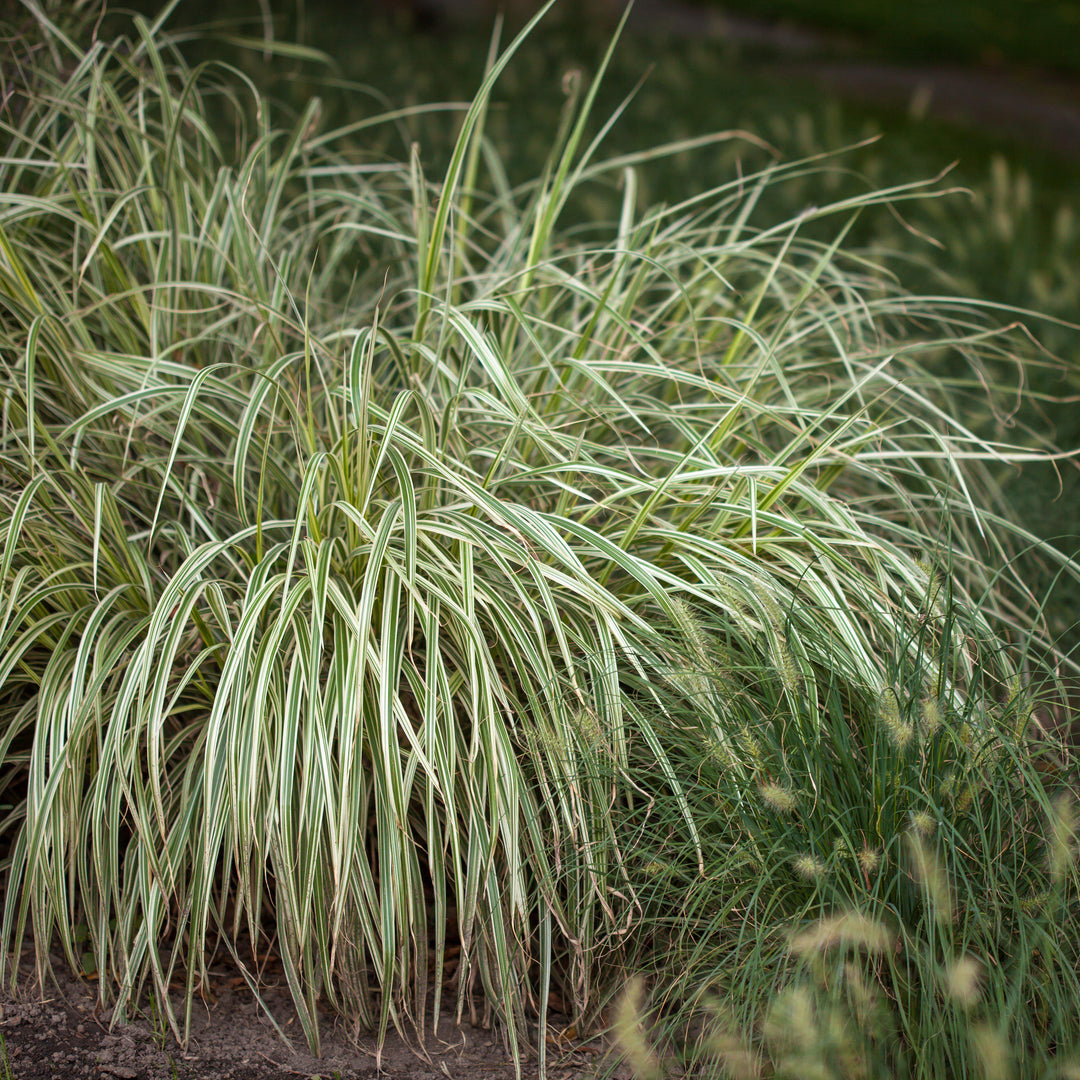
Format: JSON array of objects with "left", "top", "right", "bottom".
[
  {"left": 613, "top": 595, "right": 1080, "bottom": 1077},
  {"left": 0, "top": 0, "right": 1078, "bottom": 1071}
]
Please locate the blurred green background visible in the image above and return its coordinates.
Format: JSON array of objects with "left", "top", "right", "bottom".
[{"left": 686, "top": 0, "right": 1080, "bottom": 70}]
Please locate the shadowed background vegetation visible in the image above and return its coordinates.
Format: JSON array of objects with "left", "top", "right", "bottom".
[{"left": 689, "top": 0, "right": 1080, "bottom": 71}]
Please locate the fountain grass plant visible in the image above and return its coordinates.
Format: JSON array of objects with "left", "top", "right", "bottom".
[
  {"left": 608, "top": 583, "right": 1080, "bottom": 1077},
  {"left": 1, "top": 0, "right": 1078, "bottom": 1070}
]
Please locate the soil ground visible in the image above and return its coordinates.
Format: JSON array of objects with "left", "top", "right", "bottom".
[{"left": 0, "top": 946, "right": 617, "bottom": 1080}]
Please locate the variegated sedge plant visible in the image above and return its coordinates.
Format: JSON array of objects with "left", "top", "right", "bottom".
[{"left": 0, "top": 0, "right": 1076, "bottom": 1073}]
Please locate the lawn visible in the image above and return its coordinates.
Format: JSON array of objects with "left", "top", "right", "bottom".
[{"left": 2, "top": 2, "right": 1080, "bottom": 1078}]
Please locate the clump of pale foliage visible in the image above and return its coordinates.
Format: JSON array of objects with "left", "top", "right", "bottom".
[{"left": 0, "top": 0, "right": 1076, "bottom": 1069}]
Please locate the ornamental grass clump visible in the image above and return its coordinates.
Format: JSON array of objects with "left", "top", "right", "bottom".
[
  {"left": 613, "top": 589, "right": 1080, "bottom": 1076},
  {"left": 617, "top": 793, "right": 1080, "bottom": 1078},
  {"left": 0, "top": 0, "right": 1077, "bottom": 1067}
]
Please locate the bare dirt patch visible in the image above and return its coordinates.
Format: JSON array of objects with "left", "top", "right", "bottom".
[{"left": 0, "top": 949, "right": 616, "bottom": 1080}]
